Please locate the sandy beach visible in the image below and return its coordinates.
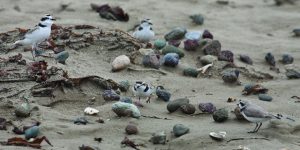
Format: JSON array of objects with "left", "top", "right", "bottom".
[{"left": 0, "top": 0, "right": 300, "bottom": 150}]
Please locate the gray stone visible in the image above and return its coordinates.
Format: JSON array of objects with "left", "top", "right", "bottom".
[
  {"left": 202, "top": 40, "right": 221, "bottom": 56},
  {"left": 150, "top": 131, "right": 166, "bottom": 144},
  {"left": 173, "top": 124, "right": 189, "bottom": 137},
  {"left": 167, "top": 98, "right": 189, "bottom": 113},
  {"left": 213, "top": 108, "right": 228, "bottom": 122},
  {"left": 258, "top": 94, "right": 273, "bottom": 102},
  {"left": 199, "top": 55, "right": 217, "bottom": 65},
  {"left": 164, "top": 27, "right": 187, "bottom": 41}
]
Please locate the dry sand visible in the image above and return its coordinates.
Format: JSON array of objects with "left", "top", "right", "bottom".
[{"left": 0, "top": 0, "right": 300, "bottom": 150}]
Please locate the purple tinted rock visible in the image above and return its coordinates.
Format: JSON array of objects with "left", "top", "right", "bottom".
[
  {"left": 168, "top": 40, "right": 181, "bottom": 47},
  {"left": 184, "top": 39, "right": 199, "bottom": 51},
  {"left": 199, "top": 103, "right": 216, "bottom": 113},
  {"left": 218, "top": 50, "right": 234, "bottom": 62},
  {"left": 202, "top": 30, "right": 213, "bottom": 39},
  {"left": 102, "top": 90, "right": 120, "bottom": 101},
  {"left": 142, "top": 54, "right": 160, "bottom": 69}
]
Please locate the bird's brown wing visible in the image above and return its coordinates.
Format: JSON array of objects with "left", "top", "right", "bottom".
[{"left": 24, "top": 26, "right": 39, "bottom": 38}]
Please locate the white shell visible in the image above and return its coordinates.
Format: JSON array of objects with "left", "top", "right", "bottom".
[
  {"left": 84, "top": 107, "right": 99, "bottom": 115},
  {"left": 111, "top": 55, "right": 131, "bottom": 71},
  {"left": 209, "top": 131, "right": 226, "bottom": 140}
]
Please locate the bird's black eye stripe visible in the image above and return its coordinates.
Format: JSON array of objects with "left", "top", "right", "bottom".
[
  {"left": 138, "top": 27, "right": 143, "bottom": 31},
  {"left": 136, "top": 81, "right": 143, "bottom": 84},
  {"left": 46, "top": 14, "right": 51, "bottom": 16},
  {"left": 148, "top": 22, "right": 153, "bottom": 25},
  {"left": 150, "top": 27, "right": 153, "bottom": 30},
  {"left": 141, "top": 20, "right": 146, "bottom": 23},
  {"left": 40, "top": 17, "right": 49, "bottom": 21}
]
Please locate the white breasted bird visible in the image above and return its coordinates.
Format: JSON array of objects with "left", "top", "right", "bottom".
[
  {"left": 238, "top": 100, "right": 281, "bottom": 133},
  {"left": 133, "top": 19, "right": 155, "bottom": 43},
  {"left": 132, "top": 81, "right": 155, "bottom": 104},
  {"left": 14, "top": 14, "right": 56, "bottom": 60}
]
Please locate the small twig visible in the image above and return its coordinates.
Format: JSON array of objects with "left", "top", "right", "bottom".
[
  {"left": 141, "top": 115, "right": 172, "bottom": 120},
  {"left": 291, "top": 96, "right": 300, "bottom": 99},
  {"left": 227, "top": 137, "right": 270, "bottom": 143},
  {"left": 127, "top": 67, "right": 167, "bottom": 75}
]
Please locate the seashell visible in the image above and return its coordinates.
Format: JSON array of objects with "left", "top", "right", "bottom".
[
  {"left": 142, "top": 53, "right": 160, "bottom": 69},
  {"left": 74, "top": 117, "right": 88, "bottom": 125},
  {"left": 265, "top": 52, "right": 276, "bottom": 66},
  {"left": 111, "top": 55, "right": 131, "bottom": 72},
  {"left": 209, "top": 131, "right": 226, "bottom": 141},
  {"left": 120, "top": 97, "right": 133, "bottom": 104},
  {"left": 184, "top": 39, "right": 199, "bottom": 51},
  {"left": 199, "top": 103, "right": 216, "bottom": 113},
  {"left": 162, "top": 45, "right": 185, "bottom": 58},
  {"left": 202, "top": 30, "right": 213, "bottom": 39},
  {"left": 281, "top": 54, "right": 294, "bottom": 64},
  {"left": 164, "top": 27, "right": 187, "bottom": 41},
  {"left": 168, "top": 40, "right": 181, "bottom": 47},
  {"left": 183, "top": 68, "right": 199, "bottom": 78},
  {"left": 55, "top": 51, "right": 69, "bottom": 64},
  {"left": 190, "top": 14, "right": 204, "bottom": 25},
  {"left": 102, "top": 89, "right": 120, "bottom": 101},
  {"left": 286, "top": 69, "right": 300, "bottom": 79},
  {"left": 218, "top": 50, "right": 234, "bottom": 62},
  {"left": 119, "top": 80, "right": 130, "bottom": 92},
  {"left": 84, "top": 107, "right": 99, "bottom": 115},
  {"left": 125, "top": 124, "right": 138, "bottom": 135},
  {"left": 293, "top": 28, "right": 300, "bottom": 37},
  {"left": 258, "top": 94, "right": 273, "bottom": 102},
  {"left": 213, "top": 108, "right": 228, "bottom": 122},
  {"left": 154, "top": 39, "right": 166, "bottom": 50},
  {"left": 180, "top": 103, "right": 196, "bottom": 114},
  {"left": 25, "top": 126, "right": 39, "bottom": 140},
  {"left": 239, "top": 54, "right": 253, "bottom": 65},
  {"left": 162, "top": 53, "right": 180, "bottom": 67},
  {"left": 167, "top": 98, "right": 189, "bottom": 113},
  {"left": 242, "top": 84, "right": 268, "bottom": 95},
  {"left": 222, "top": 69, "right": 240, "bottom": 83},
  {"left": 185, "top": 31, "right": 202, "bottom": 40},
  {"left": 202, "top": 40, "right": 221, "bottom": 56},
  {"left": 156, "top": 86, "right": 171, "bottom": 102},
  {"left": 234, "top": 107, "right": 245, "bottom": 120},
  {"left": 173, "top": 124, "right": 189, "bottom": 137},
  {"left": 198, "top": 55, "right": 217, "bottom": 65},
  {"left": 112, "top": 101, "right": 141, "bottom": 118},
  {"left": 150, "top": 131, "right": 166, "bottom": 144}
]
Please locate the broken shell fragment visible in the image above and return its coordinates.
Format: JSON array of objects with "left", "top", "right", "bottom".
[
  {"left": 84, "top": 107, "right": 99, "bottom": 115},
  {"left": 209, "top": 131, "right": 226, "bottom": 141}
]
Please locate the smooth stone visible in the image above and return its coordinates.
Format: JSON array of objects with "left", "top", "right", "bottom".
[
  {"left": 139, "top": 48, "right": 154, "bottom": 55},
  {"left": 15, "top": 105, "right": 31, "bottom": 118},
  {"left": 150, "top": 131, "right": 166, "bottom": 144},
  {"left": 167, "top": 98, "right": 189, "bottom": 113},
  {"left": 162, "top": 45, "right": 184, "bottom": 58},
  {"left": 180, "top": 103, "right": 196, "bottom": 114},
  {"left": 202, "top": 40, "right": 221, "bottom": 56},
  {"left": 185, "top": 31, "right": 202, "bottom": 40},
  {"left": 125, "top": 124, "right": 138, "bottom": 135},
  {"left": 164, "top": 27, "right": 187, "bottom": 41},
  {"left": 168, "top": 40, "right": 181, "bottom": 47},
  {"left": 74, "top": 117, "right": 88, "bottom": 125},
  {"left": 154, "top": 39, "right": 166, "bottom": 50},
  {"left": 156, "top": 86, "right": 171, "bottom": 102},
  {"left": 183, "top": 68, "right": 198, "bottom": 78},
  {"left": 239, "top": 54, "right": 253, "bottom": 65},
  {"left": 190, "top": 14, "right": 204, "bottom": 25},
  {"left": 286, "top": 69, "right": 300, "bottom": 79},
  {"left": 281, "top": 54, "right": 294, "bottom": 64},
  {"left": 142, "top": 54, "right": 160, "bottom": 69},
  {"left": 173, "top": 124, "right": 189, "bottom": 137},
  {"left": 199, "top": 103, "right": 216, "bottom": 113},
  {"left": 163, "top": 53, "right": 180, "bottom": 67},
  {"left": 265, "top": 52, "right": 276, "bottom": 66},
  {"left": 25, "top": 126, "right": 39, "bottom": 140},
  {"left": 111, "top": 55, "right": 131, "bottom": 72},
  {"left": 218, "top": 50, "right": 234, "bottom": 63},
  {"left": 258, "top": 94, "right": 273, "bottom": 102},
  {"left": 102, "top": 90, "right": 120, "bottom": 101},
  {"left": 213, "top": 108, "right": 228, "bottom": 122},
  {"left": 184, "top": 39, "right": 199, "bottom": 51},
  {"left": 199, "top": 55, "right": 217, "bottom": 65},
  {"left": 55, "top": 51, "right": 69, "bottom": 64},
  {"left": 112, "top": 102, "right": 141, "bottom": 118},
  {"left": 221, "top": 69, "right": 240, "bottom": 83},
  {"left": 202, "top": 30, "right": 213, "bottom": 39},
  {"left": 120, "top": 97, "right": 133, "bottom": 104},
  {"left": 293, "top": 28, "right": 300, "bottom": 37},
  {"left": 119, "top": 80, "right": 130, "bottom": 92}
]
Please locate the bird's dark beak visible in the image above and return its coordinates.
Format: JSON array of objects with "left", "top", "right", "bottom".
[{"left": 51, "top": 18, "right": 56, "bottom": 21}]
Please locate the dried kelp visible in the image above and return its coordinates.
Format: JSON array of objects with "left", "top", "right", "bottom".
[{"left": 0, "top": 136, "right": 53, "bottom": 149}]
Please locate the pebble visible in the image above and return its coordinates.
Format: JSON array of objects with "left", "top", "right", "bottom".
[
  {"left": 139, "top": 48, "right": 154, "bottom": 56},
  {"left": 164, "top": 27, "right": 187, "bottom": 41},
  {"left": 120, "top": 97, "right": 133, "bottom": 104},
  {"left": 281, "top": 54, "right": 294, "bottom": 64},
  {"left": 185, "top": 31, "right": 202, "bottom": 40},
  {"left": 199, "top": 103, "right": 216, "bottom": 113},
  {"left": 15, "top": 102, "right": 31, "bottom": 118},
  {"left": 156, "top": 86, "right": 171, "bottom": 102},
  {"left": 218, "top": 50, "right": 234, "bottom": 62},
  {"left": 202, "top": 30, "right": 213, "bottom": 39},
  {"left": 84, "top": 107, "right": 99, "bottom": 115},
  {"left": 111, "top": 55, "right": 131, "bottom": 72},
  {"left": 74, "top": 117, "right": 88, "bottom": 125},
  {"left": 265, "top": 52, "right": 276, "bottom": 66},
  {"left": 199, "top": 55, "right": 217, "bottom": 65},
  {"left": 293, "top": 28, "right": 300, "bottom": 37},
  {"left": 162, "top": 45, "right": 184, "bottom": 58},
  {"left": 163, "top": 53, "right": 180, "bottom": 67},
  {"left": 167, "top": 98, "right": 189, "bottom": 113},
  {"left": 183, "top": 68, "right": 199, "bottom": 78},
  {"left": 202, "top": 40, "right": 221, "bottom": 56},
  {"left": 102, "top": 90, "right": 120, "bottom": 101},
  {"left": 150, "top": 131, "right": 166, "bottom": 144},
  {"left": 239, "top": 54, "right": 253, "bottom": 65},
  {"left": 234, "top": 107, "right": 245, "bottom": 120},
  {"left": 213, "top": 108, "right": 228, "bottom": 122},
  {"left": 286, "top": 69, "right": 300, "bottom": 79},
  {"left": 112, "top": 101, "right": 141, "bottom": 118},
  {"left": 173, "top": 124, "right": 189, "bottom": 137},
  {"left": 190, "top": 14, "right": 204, "bottom": 25},
  {"left": 125, "top": 124, "right": 138, "bottom": 135},
  {"left": 184, "top": 39, "right": 199, "bottom": 51},
  {"left": 221, "top": 69, "right": 240, "bottom": 84},
  {"left": 142, "top": 53, "right": 161, "bottom": 69},
  {"left": 168, "top": 40, "right": 181, "bottom": 47},
  {"left": 258, "top": 94, "right": 273, "bottom": 102},
  {"left": 25, "top": 126, "right": 39, "bottom": 140},
  {"left": 119, "top": 80, "right": 130, "bottom": 92},
  {"left": 180, "top": 103, "right": 196, "bottom": 114},
  {"left": 154, "top": 39, "right": 166, "bottom": 50},
  {"left": 55, "top": 51, "right": 69, "bottom": 64}
]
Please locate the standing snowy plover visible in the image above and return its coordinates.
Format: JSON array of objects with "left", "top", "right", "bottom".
[
  {"left": 132, "top": 81, "right": 155, "bottom": 105},
  {"left": 14, "top": 14, "right": 56, "bottom": 60},
  {"left": 133, "top": 19, "right": 155, "bottom": 43}
]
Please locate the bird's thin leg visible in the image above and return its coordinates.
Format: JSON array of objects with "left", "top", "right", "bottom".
[
  {"left": 31, "top": 45, "right": 36, "bottom": 61},
  {"left": 248, "top": 123, "right": 258, "bottom": 133},
  {"left": 146, "top": 97, "right": 151, "bottom": 103},
  {"left": 255, "top": 123, "right": 263, "bottom": 133}
]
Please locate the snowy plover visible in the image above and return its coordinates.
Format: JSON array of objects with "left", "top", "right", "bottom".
[
  {"left": 238, "top": 100, "right": 281, "bottom": 133},
  {"left": 133, "top": 19, "right": 155, "bottom": 43},
  {"left": 14, "top": 14, "right": 56, "bottom": 60},
  {"left": 132, "top": 81, "right": 155, "bottom": 104}
]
